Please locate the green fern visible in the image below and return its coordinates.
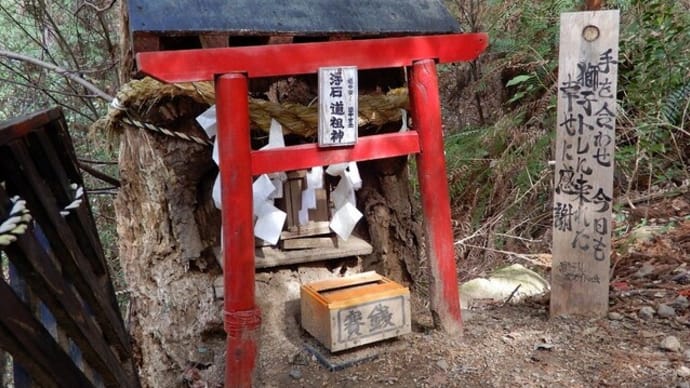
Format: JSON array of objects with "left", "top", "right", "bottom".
[{"left": 662, "top": 82, "right": 690, "bottom": 126}]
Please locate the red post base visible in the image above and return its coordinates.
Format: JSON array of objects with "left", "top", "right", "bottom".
[
  {"left": 409, "top": 59, "right": 463, "bottom": 335},
  {"left": 224, "top": 309, "right": 261, "bottom": 387}
]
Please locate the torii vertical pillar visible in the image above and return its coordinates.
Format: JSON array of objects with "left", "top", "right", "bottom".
[
  {"left": 215, "top": 73, "right": 261, "bottom": 387},
  {"left": 409, "top": 59, "right": 462, "bottom": 335}
]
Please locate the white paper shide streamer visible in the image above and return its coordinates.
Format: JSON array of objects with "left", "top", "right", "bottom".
[
  {"left": 197, "top": 106, "right": 364, "bottom": 245},
  {"left": 326, "top": 162, "right": 363, "bottom": 240},
  {"left": 197, "top": 107, "right": 288, "bottom": 245}
]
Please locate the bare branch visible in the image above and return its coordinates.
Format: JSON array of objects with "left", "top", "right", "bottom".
[
  {"left": 87, "top": 188, "right": 119, "bottom": 196},
  {"left": 76, "top": 0, "right": 118, "bottom": 14},
  {"left": 0, "top": 76, "right": 102, "bottom": 99},
  {"left": 0, "top": 49, "right": 113, "bottom": 101},
  {"left": 78, "top": 161, "right": 121, "bottom": 187},
  {"left": 502, "top": 285, "right": 521, "bottom": 306},
  {"left": 78, "top": 158, "right": 118, "bottom": 165},
  {"left": 0, "top": 62, "right": 99, "bottom": 122}
]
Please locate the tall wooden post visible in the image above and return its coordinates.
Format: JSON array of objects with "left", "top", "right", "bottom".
[
  {"left": 584, "top": 0, "right": 603, "bottom": 10},
  {"left": 550, "top": 11, "right": 619, "bottom": 317},
  {"left": 215, "top": 73, "right": 261, "bottom": 387},
  {"left": 409, "top": 59, "right": 462, "bottom": 335}
]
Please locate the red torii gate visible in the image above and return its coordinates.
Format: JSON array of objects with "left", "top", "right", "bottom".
[{"left": 137, "top": 33, "right": 488, "bottom": 387}]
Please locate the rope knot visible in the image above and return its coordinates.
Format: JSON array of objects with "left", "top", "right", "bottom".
[
  {"left": 0, "top": 196, "right": 32, "bottom": 247},
  {"left": 60, "top": 183, "right": 84, "bottom": 217}
]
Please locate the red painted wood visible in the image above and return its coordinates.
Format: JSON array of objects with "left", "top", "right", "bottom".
[
  {"left": 215, "top": 73, "right": 260, "bottom": 387},
  {"left": 137, "top": 33, "right": 488, "bottom": 82},
  {"left": 409, "top": 59, "right": 462, "bottom": 335},
  {"left": 251, "top": 131, "right": 420, "bottom": 175}
]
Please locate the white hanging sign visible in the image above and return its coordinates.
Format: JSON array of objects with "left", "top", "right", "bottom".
[{"left": 318, "top": 66, "right": 358, "bottom": 147}]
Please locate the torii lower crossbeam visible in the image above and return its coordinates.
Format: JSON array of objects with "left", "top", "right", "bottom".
[{"left": 137, "top": 33, "right": 488, "bottom": 387}]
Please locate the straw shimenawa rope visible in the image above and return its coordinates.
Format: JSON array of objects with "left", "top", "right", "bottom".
[{"left": 91, "top": 77, "right": 409, "bottom": 144}]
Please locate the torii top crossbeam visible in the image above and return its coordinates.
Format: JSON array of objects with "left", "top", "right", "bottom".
[{"left": 137, "top": 34, "right": 487, "bottom": 82}]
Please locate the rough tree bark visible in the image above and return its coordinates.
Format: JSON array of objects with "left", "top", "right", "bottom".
[
  {"left": 359, "top": 157, "right": 423, "bottom": 284},
  {"left": 118, "top": 0, "right": 134, "bottom": 85},
  {"left": 115, "top": 96, "right": 225, "bottom": 386}
]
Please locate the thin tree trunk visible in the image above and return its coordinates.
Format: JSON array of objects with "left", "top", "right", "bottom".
[
  {"left": 118, "top": 0, "right": 135, "bottom": 85},
  {"left": 585, "top": 0, "right": 603, "bottom": 10},
  {"left": 0, "top": 350, "right": 5, "bottom": 386}
]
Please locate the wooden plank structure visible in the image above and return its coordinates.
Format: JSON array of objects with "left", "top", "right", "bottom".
[
  {"left": 137, "top": 32, "right": 488, "bottom": 386},
  {"left": 550, "top": 10, "right": 619, "bottom": 317},
  {"left": 258, "top": 236, "right": 372, "bottom": 269},
  {"left": 0, "top": 108, "right": 140, "bottom": 387}
]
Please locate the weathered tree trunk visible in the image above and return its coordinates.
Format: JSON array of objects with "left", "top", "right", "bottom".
[
  {"left": 585, "top": 0, "right": 603, "bottom": 10},
  {"left": 115, "top": 97, "right": 225, "bottom": 386},
  {"left": 115, "top": 109, "right": 422, "bottom": 386},
  {"left": 359, "top": 157, "right": 423, "bottom": 284}
]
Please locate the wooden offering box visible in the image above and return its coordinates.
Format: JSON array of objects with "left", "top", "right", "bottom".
[{"left": 300, "top": 272, "right": 411, "bottom": 352}]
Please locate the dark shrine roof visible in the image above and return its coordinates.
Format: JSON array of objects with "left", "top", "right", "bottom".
[{"left": 128, "top": 0, "right": 461, "bottom": 36}]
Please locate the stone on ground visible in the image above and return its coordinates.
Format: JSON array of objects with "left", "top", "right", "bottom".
[
  {"left": 672, "top": 295, "right": 689, "bottom": 310},
  {"left": 659, "top": 336, "right": 682, "bottom": 353},
  {"left": 638, "top": 306, "right": 655, "bottom": 320},
  {"left": 657, "top": 304, "right": 676, "bottom": 319},
  {"left": 459, "top": 264, "right": 549, "bottom": 309},
  {"left": 677, "top": 365, "right": 690, "bottom": 378}
]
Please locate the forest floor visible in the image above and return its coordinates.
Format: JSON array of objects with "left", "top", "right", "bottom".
[{"left": 253, "top": 213, "right": 690, "bottom": 388}]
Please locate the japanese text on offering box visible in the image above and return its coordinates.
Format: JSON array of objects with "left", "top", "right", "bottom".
[{"left": 337, "top": 296, "right": 407, "bottom": 345}]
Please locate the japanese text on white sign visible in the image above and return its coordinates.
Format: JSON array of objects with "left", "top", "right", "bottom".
[{"left": 318, "top": 66, "right": 358, "bottom": 147}]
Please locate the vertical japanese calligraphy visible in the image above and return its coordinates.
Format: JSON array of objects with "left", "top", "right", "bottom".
[
  {"left": 318, "top": 66, "right": 358, "bottom": 147},
  {"left": 551, "top": 10, "right": 619, "bottom": 317}
]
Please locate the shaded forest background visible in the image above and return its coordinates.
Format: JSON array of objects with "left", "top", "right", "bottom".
[{"left": 0, "top": 0, "right": 688, "bottom": 344}]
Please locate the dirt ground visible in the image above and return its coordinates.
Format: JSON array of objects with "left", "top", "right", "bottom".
[{"left": 249, "top": 215, "right": 690, "bottom": 388}]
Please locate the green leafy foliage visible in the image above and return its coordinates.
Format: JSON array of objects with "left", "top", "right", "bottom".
[
  {"left": 0, "top": 0, "right": 119, "bottom": 124},
  {"left": 662, "top": 82, "right": 690, "bottom": 127},
  {"left": 495, "top": 0, "right": 576, "bottom": 104},
  {"left": 615, "top": 0, "right": 690, "bottom": 182},
  {"left": 443, "top": 0, "right": 690, "bottom": 255}
]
